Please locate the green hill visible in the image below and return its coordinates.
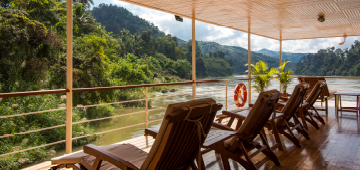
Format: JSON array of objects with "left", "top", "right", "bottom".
[
  {"left": 256, "top": 48, "right": 308, "bottom": 63},
  {"left": 91, "top": 4, "right": 166, "bottom": 38},
  {"left": 295, "top": 43, "right": 360, "bottom": 76},
  {"left": 197, "top": 41, "right": 295, "bottom": 74}
]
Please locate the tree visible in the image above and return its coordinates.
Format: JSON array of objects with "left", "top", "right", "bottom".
[{"left": 0, "top": 9, "right": 62, "bottom": 92}]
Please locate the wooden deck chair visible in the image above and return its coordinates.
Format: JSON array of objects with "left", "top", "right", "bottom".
[
  {"left": 298, "top": 76, "right": 337, "bottom": 114},
  {"left": 50, "top": 98, "right": 222, "bottom": 170},
  {"left": 219, "top": 83, "right": 310, "bottom": 150},
  {"left": 297, "top": 81, "right": 326, "bottom": 130},
  {"left": 202, "top": 90, "right": 282, "bottom": 170}
]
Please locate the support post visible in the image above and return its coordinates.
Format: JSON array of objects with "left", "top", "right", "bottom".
[
  {"left": 66, "top": 0, "right": 73, "bottom": 154},
  {"left": 145, "top": 87, "right": 149, "bottom": 147},
  {"left": 145, "top": 87, "right": 149, "bottom": 128},
  {"left": 248, "top": 20, "right": 251, "bottom": 103},
  {"left": 280, "top": 32, "right": 283, "bottom": 92},
  {"left": 192, "top": 8, "right": 196, "bottom": 100},
  {"left": 226, "top": 80, "right": 228, "bottom": 110}
]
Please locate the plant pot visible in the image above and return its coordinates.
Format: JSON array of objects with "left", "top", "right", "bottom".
[{"left": 282, "top": 93, "right": 288, "bottom": 97}]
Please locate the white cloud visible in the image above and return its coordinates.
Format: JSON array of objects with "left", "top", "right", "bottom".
[{"left": 93, "top": 0, "right": 360, "bottom": 53}]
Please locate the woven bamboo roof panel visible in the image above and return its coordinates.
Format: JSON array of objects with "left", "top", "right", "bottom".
[{"left": 120, "top": 0, "right": 360, "bottom": 40}]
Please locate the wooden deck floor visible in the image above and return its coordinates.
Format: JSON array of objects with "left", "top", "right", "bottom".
[{"left": 25, "top": 103, "right": 360, "bottom": 170}]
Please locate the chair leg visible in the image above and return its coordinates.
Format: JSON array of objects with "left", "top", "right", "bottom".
[
  {"left": 220, "top": 152, "right": 231, "bottom": 170},
  {"left": 238, "top": 143, "right": 257, "bottom": 170},
  {"left": 259, "top": 132, "right": 281, "bottom": 166},
  {"left": 304, "top": 112, "right": 320, "bottom": 129},
  {"left": 325, "top": 97, "right": 328, "bottom": 115},
  {"left": 313, "top": 109, "right": 325, "bottom": 125},
  {"left": 298, "top": 109, "right": 308, "bottom": 130},
  {"left": 281, "top": 122, "right": 302, "bottom": 148},
  {"left": 293, "top": 115, "right": 310, "bottom": 140},
  {"left": 270, "top": 120, "right": 285, "bottom": 151}
]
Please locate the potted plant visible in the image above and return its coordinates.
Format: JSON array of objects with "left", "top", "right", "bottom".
[
  {"left": 245, "top": 60, "right": 276, "bottom": 93},
  {"left": 275, "top": 61, "right": 293, "bottom": 96}
]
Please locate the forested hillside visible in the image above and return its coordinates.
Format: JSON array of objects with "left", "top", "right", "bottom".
[
  {"left": 0, "top": 2, "right": 233, "bottom": 168},
  {"left": 295, "top": 41, "right": 360, "bottom": 76},
  {"left": 91, "top": 4, "right": 233, "bottom": 78},
  {"left": 197, "top": 41, "right": 287, "bottom": 73},
  {"left": 256, "top": 48, "right": 308, "bottom": 63},
  {"left": 91, "top": 4, "right": 166, "bottom": 38}
]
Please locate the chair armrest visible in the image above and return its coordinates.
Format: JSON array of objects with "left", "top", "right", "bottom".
[
  {"left": 212, "top": 122, "right": 235, "bottom": 131},
  {"left": 144, "top": 129, "right": 158, "bottom": 139},
  {"left": 83, "top": 144, "right": 138, "bottom": 170}
]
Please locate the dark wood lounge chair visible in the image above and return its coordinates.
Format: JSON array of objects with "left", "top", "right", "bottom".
[
  {"left": 202, "top": 90, "right": 282, "bottom": 170},
  {"left": 50, "top": 98, "right": 223, "bottom": 170},
  {"left": 297, "top": 81, "right": 327, "bottom": 130},
  {"left": 298, "top": 76, "right": 337, "bottom": 114},
  {"left": 219, "top": 83, "right": 310, "bottom": 150}
]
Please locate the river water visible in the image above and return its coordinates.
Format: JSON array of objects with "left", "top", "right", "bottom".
[{"left": 51, "top": 75, "right": 360, "bottom": 158}]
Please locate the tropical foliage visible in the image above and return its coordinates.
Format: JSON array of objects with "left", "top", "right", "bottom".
[
  {"left": 275, "top": 61, "right": 293, "bottom": 93},
  {"left": 245, "top": 61, "right": 276, "bottom": 93},
  {"left": 0, "top": 1, "right": 233, "bottom": 169}
]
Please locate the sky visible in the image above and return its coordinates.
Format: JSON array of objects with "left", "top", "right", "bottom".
[{"left": 92, "top": 0, "right": 360, "bottom": 53}]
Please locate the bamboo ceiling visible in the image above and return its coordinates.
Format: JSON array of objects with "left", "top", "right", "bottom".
[{"left": 120, "top": 0, "right": 360, "bottom": 40}]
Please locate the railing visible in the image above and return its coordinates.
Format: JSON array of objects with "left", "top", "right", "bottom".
[
  {"left": 2, "top": 76, "right": 360, "bottom": 158},
  {"left": 0, "top": 78, "right": 248, "bottom": 157}
]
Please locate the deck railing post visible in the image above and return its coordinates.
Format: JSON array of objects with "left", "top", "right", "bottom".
[
  {"left": 65, "top": 0, "right": 73, "bottom": 154},
  {"left": 145, "top": 87, "right": 149, "bottom": 147},
  {"left": 226, "top": 80, "right": 228, "bottom": 110},
  {"left": 145, "top": 87, "right": 149, "bottom": 128}
]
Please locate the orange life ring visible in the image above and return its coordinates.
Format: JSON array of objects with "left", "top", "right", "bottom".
[{"left": 234, "top": 83, "right": 247, "bottom": 107}]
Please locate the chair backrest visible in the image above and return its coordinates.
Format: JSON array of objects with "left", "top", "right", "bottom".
[
  {"left": 229, "top": 90, "right": 282, "bottom": 144},
  {"left": 141, "top": 98, "right": 222, "bottom": 170},
  {"left": 298, "top": 76, "right": 330, "bottom": 98},
  {"left": 281, "top": 82, "right": 309, "bottom": 121},
  {"left": 305, "top": 81, "right": 326, "bottom": 106}
]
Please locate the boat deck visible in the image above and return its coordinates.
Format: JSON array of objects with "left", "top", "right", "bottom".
[{"left": 24, "top": 102, "right": 360, "bottom": 170}]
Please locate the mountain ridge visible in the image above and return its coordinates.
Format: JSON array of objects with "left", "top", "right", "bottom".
[{"left": 256, "top": 48, "right": 308, "bottom": 63}]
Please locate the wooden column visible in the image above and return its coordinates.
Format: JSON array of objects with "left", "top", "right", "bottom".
[
  {"left": 192, "top": 8, "right": 196, "bottom": 100},
  {"left": 248, "top": 20, "right": 251, "bottom": 103},
  {"left": 66, "top": 0, "right": 73, "bottom": 154},
  {"left": 280, "top": 33, "right": 283, "bottom": 92},
  {"left": 280, "top": 32, "right": 283, "bottom": 66}
]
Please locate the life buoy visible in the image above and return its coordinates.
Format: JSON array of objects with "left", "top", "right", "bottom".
[{"left": 234, "top": 83, "right": 247, "bottom": 107}]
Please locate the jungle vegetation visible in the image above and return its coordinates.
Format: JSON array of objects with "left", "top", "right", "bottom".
[
  {"left": 0, "top": 1, "right": 233, "bottom": 169},
  {"left": 295, "top": 41, "right": 360, "bottom": 76}
]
